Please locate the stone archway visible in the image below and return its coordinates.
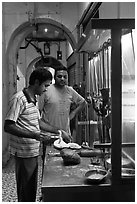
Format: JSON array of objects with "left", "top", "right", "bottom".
[{"left": 6, "top": 18, "right": 77, "bottom": 100}]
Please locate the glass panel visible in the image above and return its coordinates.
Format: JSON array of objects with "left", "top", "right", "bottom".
[
  {"left": 87, "top": 30, "right": 112, "bottom": 170},
  {"left": 121, "top": 29, "right": 135, "bottom": 177},
  {"left": 80, "top": 29, "right": 111, "bottom": 53}
]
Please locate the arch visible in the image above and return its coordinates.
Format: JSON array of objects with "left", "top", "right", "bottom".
[
  {"left": 5, "top": 17, "right": 77, "bottom": 100},
  {"left": 26, "top": 56, "right": 64, "bottom": 86},
  {"left": 7, "top": 18, "right": 76, "bottom": 56}
]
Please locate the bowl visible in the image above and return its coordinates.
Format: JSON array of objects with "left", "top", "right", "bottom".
[{"left": 85, "top": 169, "right": 108, "bottom": 184}]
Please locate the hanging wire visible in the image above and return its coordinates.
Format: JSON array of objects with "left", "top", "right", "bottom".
[
  {"left": 89, "top": 60, "right": 94, "bottom": 95},
  {"left": 96, "top": 54, "right": 100, "bottom": 95},
  {"left": 102, "top": 49, "right": 105, "bottom": 89},
  {"left": 93, "top": 58, "right": 96, "bottom": 94},
  {"left": 88, "top": 61, "right": 91, "bottom": 93},
  {"left": 92, "top": 59, "right": 96, "bottom": 94},
  {"left": 88, "top": 39, "right": 112, "bottom": 92},
  {"left": 98, "top": 53, "right": 101, "bottom": 91},
  {"left": 108, "top": 44, "right": 111, "bottom": 95},
  {"left": 106, "top": 48, "right": 109, "bottom": 90},
  {"left": 93, "top": 56, "right": 99, "bottom": 95},
  {"left": 99, "top": 52, "right": 103, "bottom": 89}
]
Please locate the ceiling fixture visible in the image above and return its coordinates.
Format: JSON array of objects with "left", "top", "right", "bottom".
[
  {"left": 57, "top": 42, "right": 62, "bottom": 60},
  {"left": 44, "top": 42, "right": 50, "bottom": 55},
  {"left": 57, "top": 50, "right": 62, "bottom": 60},
  {"left": 82, "top": 33, "right": 86, "bottom": 38},
  {"left": 44, "top": 28, "right": 48, "bottom": 33}
]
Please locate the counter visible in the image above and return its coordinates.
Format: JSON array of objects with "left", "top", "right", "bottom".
[{"left": 41, "top": 146, "right": 135, "bottom": 202}]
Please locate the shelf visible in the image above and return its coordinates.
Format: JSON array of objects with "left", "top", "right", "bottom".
[{"left": 78, "top": 120, "right": 97, "bottom": 125}]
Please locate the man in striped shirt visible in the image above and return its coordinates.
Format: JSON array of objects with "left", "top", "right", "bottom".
[{"left": 4, "top": 68, "right": 70, "bottom": 202}]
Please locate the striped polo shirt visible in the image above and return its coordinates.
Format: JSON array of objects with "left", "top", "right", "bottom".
[{"left": 5, "top": 88, "right": 41, "bottom": 158}]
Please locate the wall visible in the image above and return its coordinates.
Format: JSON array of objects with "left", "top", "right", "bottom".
[
  {"left": 99, "top": 2, "right": 135, "bottom": 18},
  {"left": 2, "top": 5, "right": 10, "bottom": 164}
]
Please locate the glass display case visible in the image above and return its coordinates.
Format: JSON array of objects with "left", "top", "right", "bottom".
[{"left": 77, "top": 19, "right": 135, "bottom": 185}]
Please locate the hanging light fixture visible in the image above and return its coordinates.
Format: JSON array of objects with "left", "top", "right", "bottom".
[
  {"left": 57, "top": 42, "right": 62, "bottom": 60},
  {"left": 44, "top": 42, "right": 50, "bottom": 55}
]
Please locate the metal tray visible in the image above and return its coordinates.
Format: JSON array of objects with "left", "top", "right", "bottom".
[{"left": 122, "top": 168, "right": 135, "bottom": 178}]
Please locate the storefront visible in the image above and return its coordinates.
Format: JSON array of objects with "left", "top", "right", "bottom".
[{"left": 41, "top": 18, "right": 135, "bottom": 202}]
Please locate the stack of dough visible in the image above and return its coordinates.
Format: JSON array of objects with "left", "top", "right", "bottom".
[{"left": 60, "top": 148, "right": 81, "bottom": 165}]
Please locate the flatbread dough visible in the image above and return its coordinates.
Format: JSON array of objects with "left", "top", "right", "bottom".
[
  {"left": 68, "top": 142, "right": 81, "bottom": 149},
  {"left": 53, "top": 139, "right": 81, "bottom": 150},
  {"left": 53, "top": 139, "right": 70, "bottom": 149}
]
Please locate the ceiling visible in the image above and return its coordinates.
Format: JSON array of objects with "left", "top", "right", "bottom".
[{"left": 26, "top": 23, "right": 67, "bottom": 42}]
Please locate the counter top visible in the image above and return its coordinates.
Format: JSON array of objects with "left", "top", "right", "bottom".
[
  {"left": 42, "top": 146, "right": 110, "bottom": 187},
  {"left": 41, "top": 146, "right": 134, "bottom": 202}
]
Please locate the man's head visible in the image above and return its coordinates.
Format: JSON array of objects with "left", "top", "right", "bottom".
[
  {"left": 54, "top": 66, "right": 68, "bottom": 87},
  {"left": 29, "top": 68, "right": 52, "bottom": 95}
]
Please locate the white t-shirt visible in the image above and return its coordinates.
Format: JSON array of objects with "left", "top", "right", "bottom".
[{"left": 39, "top": 84, "right": 85, "bottom": 134}]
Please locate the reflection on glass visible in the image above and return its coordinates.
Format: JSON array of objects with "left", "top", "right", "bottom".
[{"left": 121, "top": 29, "right": 135, "bottom": 174}]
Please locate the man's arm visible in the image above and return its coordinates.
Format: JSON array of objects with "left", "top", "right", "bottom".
[
  {"left": 4, "top": 120, "right": 40, "bottom": 141},
  {"left": 39, "top": 118, "right": 60, "bottom": 134},
  {"left": 69, "top": 100, "right": 87, "bottom": 120}
]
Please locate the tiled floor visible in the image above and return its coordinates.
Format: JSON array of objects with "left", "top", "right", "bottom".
[{"left": 2, "top": 156, "right": 43, "bottom": 202}]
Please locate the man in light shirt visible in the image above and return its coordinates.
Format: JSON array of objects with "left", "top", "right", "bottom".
[{"left": 39, "top": 66, "right": 86, "bottom": 142}]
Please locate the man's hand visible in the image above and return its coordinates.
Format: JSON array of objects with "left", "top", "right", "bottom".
[
  {"left": 61, "top": 130, "right": 72, "bottom": 143},
  {"left": 39, "top": 132, "right": 52, "bottom": 144},
  {"left": 33, "top": 131, "right": 50, "bottom": 144},
  {"left": 69, "top": 100, "right": 87, "bottom": 120}
]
